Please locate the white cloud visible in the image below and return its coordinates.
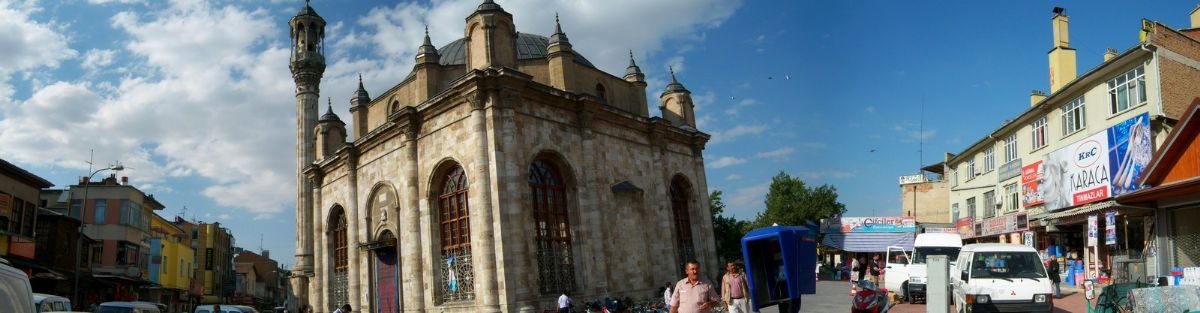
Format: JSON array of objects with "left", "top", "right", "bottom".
[
  {"left": 709, "top": 124, "right": 767, "bottom": 144},
  {"left": 725, "top": 98, "right": 758, "bottom": 115},
  {"left": 708, "top": 156, "right": 747, "bottom": 169},
  {"left": 801, "top": 170, "right": 856, "bottom": 180},
  {"left": 82, "top": 49, "right": 116, "bottom": 72},
  {"left": 218, "top": 213, "right": 231, "bottom": 220},
  {"left": 800, "top": 142, "right": 827, "bottom": 150},
  {"left": 865, "top": 105, "right": 876, "bottom": 113},
  {"left": 727, "top": 182, "right": 770, "bottom": 219},
  {"left": 755, "top": 147, "right": 795, "bottom": 159},
  {"left": 726, "top": 174, "right": 742, "bottom": 181},
  {"left": 893, "top": 123, "right": 937, "bottom": 141},
  {"left": 0, "top": 1, "right": 77, "bottom": 78}
]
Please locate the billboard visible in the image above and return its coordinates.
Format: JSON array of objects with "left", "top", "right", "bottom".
[
  {"left": 956, "top": 217, "right": 975, "bottom": 238},
  {"left": 1043, "top": 131, "right": 1111, "bottom": 212},
  {"left": 998, "top": 158, "right": 1022, "bottom": 182},
  {"left": 821, "top": 217, "right": 916, "bottom": 233},
  {"left": 1108, "top": 113, "right": 1152, "bottom": 196},
  {"left": 1021, "top": 161, "right": 1044, "bottom": 207}
]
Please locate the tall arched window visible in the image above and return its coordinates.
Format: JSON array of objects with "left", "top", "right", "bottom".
[
  {"left": 438, "top": 164, "right": 474, "bottom": 302},
  {"left": 670, "top": 178, "right": 695, "bottom": 271},
  {"left": 595, "top": 83, "right": 607, "bottom": 103},
  {"left": 530, "top": 160, "right": 574, "bottom": 294},
  {"left": 329, "top": 207, "right": 349, "bottom": 309}
]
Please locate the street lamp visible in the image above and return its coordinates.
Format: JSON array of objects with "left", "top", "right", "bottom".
[{"left": 73, "top": 163, "right": 124, "bottom": 309}]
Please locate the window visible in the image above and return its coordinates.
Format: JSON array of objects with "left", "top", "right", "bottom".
[
  {"left": 983, "top": 147, "right": 995, "bottom": 173},
  {"left": 1031, "top": 117, "right": 1048, "bottom": 150},
  {"left": 94, "top": 199, "right": 107, "bottom": 225},
  {"left": 951, "top": 169, "right": 959, "bottom": 187},
  {"left": 595, "top": 84, "right": 607, "bottom": 103},
  {"left": 437, "top": 165, "right": 474, "bottom": 302},
  {"left": 1004, "top": 134, "right": 1018, "bottom": 162},
  {"left": 967, "top": 159, "right": 977, "bottom": 180},
  {"left": 1061, "top": 96, "right": 1086, "bottom": 135},
  {"left": 70, "top": 199, "right": 82, "bottom": 220},
  {"left": 529, "top": 160, "right": 575, "bottom": 294},
  {"left": 671, "top": 177, "right": 696, "bottom": 271},
  {"left": 163, "top": 256, "right": 169, "bottom": 273},
  {"left": 330, "top": 207, "right": 349, "bottom": 307},
  {"left": 1109, "top": 66, "right": 1146, "bottom": 114},
  {"left": 966, "top": 198, "right": 976, "bottom": 218},
  {"left": 9, "top": 197, "right": 23, "bottom": 234},
  {"left": 91, "top": 246, "right": 102, "bottom": 267},
  {"left": 951, "top": 203, "right": 960, "bottom": 221},
  {"left": 1004, "top": 183, "right": 1019, "bottom": 212},
  {"left": 983, "top": 191, "right": 996, "bottom": 218}
]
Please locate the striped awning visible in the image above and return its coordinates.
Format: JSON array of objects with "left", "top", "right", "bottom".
[{"left": 821, "top": 232, "right": 914, "bottom": 252}]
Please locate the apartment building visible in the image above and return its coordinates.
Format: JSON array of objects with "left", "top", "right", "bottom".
[{"left": 146, "top": 212, "right": 195, "bottom": 312}]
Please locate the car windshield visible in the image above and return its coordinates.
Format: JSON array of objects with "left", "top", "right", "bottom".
[
  {"left": 912, "top": 246, "right": 961, "bottom": 264},
  {"left": 96, "top": 307, "right": 134, "bottom": 313},
  {"left": 970, "top": 252, "right": 1047, "bottom": 279}
]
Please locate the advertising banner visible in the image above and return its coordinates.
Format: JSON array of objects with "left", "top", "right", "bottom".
[
  {"left": 899, "top": 174, "right": 926, "bottom": 185},
  {"left": 1108, "top": 113, "right": 1152, "bottom": 196},
  {"left": 821, "top": 217, "right": 916, "bottom": 233},
  {"left": 1105, "top": 211, "right": 1117, "bottom": 246},
  {"left": 998, "top": 158, "right": 1022, "bottom": 182},
  {"left": 977, "top": 213, "right": 1029, "bottom": 237},
  {"left": 1021, "top": 161, "right": 1045, "bottom": 207},
  {"left": 1023, "top": 231, "right": 1035, "bottom": 248},
  {"left": 956, "top": 217, "right": 975, "bottom": 238},
  {"left": 1044, "top": 132, "right": 1111, "bottom": 212},
  {"left": 1088, "top": 215, "right": 1098, "bottom": 247},
  {"left": 924, "top": 227, "right": 958, "bottom": 234}
]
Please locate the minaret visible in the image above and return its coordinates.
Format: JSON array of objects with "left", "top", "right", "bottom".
[
  {"left": 464, "top": 0, "right": 518, "bottom": 69},
  {"left": 547, "top": 13, "right": 576, "bottom": 92},
  {"left": 288, "top": 0, "right": 324, "bottom": 309},
  {"left": 623, "top": 50, "right": 649, "bottom": 116},
  {"left": 659, "top": 66, "right": 696, "bottom": 128},
  {"left": 413, "top": 26, "right": 442, "bottom": 102},
  {"left": 349, "top": 74, "right": 370, "bottom": 139}
]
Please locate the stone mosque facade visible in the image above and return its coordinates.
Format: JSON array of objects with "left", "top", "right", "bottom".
[{"left": 288, "top": 1, "right": 716, "bottom": 312}]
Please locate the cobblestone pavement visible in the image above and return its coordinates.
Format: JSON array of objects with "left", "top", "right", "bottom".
[{"left": 800, "top": 280, "right": 1090, "bottom": 313}]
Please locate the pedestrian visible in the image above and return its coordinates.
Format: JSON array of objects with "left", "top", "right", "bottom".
[
  {"left": 854, "top": 255, "right": 867, "bottom": 283},
  {"left": 721, "top": 261, "right": 750, "bottom": 313},
  {"left": 299, "top": 304, "right": 312, "bottom": 313},
  {"left": 1048, "top": 257, "right": 1062, "bottom": 298},
  {"left": 333, "top": 304, "right": 352, "bottom": 313},
  {"left": 663, "top": 282, "right": 674, "bottom": 312},
  {"left": 558, "top": 293, "right": 571, "bottom": 313},
  {"left": 670, "top": 260, "right": 721, "bottom": 313},
  {"left": 869, "top": 254, "right": 884, "bottom": 286},
  {"left": 213, "top": 304, "right": 221, "bottom": 313}
]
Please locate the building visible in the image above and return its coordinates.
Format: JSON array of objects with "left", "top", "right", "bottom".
[
  {"left": 71, "top": 175, "right": 164, "bottom": 303},
  {"left": 0, "top": 158, "right": 54, "bottom": 288},
  {"left": 234, "top": 250, "right": 282, "bottom": 310},
  {"left": 899, "top": 161, "right": 950, "bottom": 224},
  {"left": 288, "top": 1, "right": 717, "bottom": 312},
  {"left": 943, "top": 7, "right": 1200, "bottom": 280},
  {"left": 146, "top": 212, "right": 195, "bottom": 313},
  {"left": 179, "top": 220, "right": 235, "bottom": 304}
]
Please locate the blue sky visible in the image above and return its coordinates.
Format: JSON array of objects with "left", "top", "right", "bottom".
[{"left": 0, "top": 0, "right": 1196, "bottom": 267}]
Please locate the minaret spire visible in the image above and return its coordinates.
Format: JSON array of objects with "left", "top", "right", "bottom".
[{"left": 549, "top": 12, "right": 570, "bottom": 44}]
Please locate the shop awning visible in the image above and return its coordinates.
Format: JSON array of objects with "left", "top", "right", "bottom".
[
  {"left": 821, "top": 232, "right": 914, "bottom": 252},
  {"left": 1032, "top": 200, "right": 1118, "bottom": 223}
]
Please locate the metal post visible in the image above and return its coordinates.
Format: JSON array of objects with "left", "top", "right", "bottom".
[{"left": 73, "top": 151, "right": 122, "bottom": 310}]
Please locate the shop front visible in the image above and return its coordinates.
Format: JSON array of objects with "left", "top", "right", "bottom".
[
  {"left": 958, "top": 212, "right": 1033, "bottom": 245},
  {"left": 819, "top": 217, "right": 916, "bottom": 277}
]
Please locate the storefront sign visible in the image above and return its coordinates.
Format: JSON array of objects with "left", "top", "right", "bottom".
[
  {"left": 924, "top": 227, "right": 957, "bottom": 234},
  {"left": 998, "top": 158, "right": 1022, "bottom": 182},
  {"left": 1021, "top": 161, "right": 1045, "bottom": 207},
  {"left": 1108, "top": 113, "right": 1152, "bottom": 196},
  {"left": 976, "top": 212, "right": 1029, "bottom": 238},
  {"left": 1088, "top": 215, "right": 1098, "bottom": 247},
  {"left": 1009, "top": 232, "right": 1021, "bottom": 244},
  {"left": 1044, "top": 132, "right": 1111, "bottom": 211},
  {"left": 1023, "top": 231, "right": 1035, "bottom": 248},
  {"left": 899, "top": 174, "right": 926, "bottom": 185},
  {"left": 822, "top": 217, "right": 916, "bottom": 233},
  {"left": 1105, "top": 211, "right": 1117, "bottom": 246},
  {"left": 956, "top": 217, "right": 975, "bottom": 238}
]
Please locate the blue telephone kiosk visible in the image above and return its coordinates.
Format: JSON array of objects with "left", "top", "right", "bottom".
[{"left": 741, "top": 225, "right": 817, "bottom": 313}]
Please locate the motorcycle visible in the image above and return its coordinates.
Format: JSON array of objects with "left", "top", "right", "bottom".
[{"left": 851, "top": 279, "right": 891, "bottom": 313}]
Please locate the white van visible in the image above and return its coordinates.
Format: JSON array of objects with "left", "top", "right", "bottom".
[
  {"left": 96, "top": 302, "right": 162, "bottom": 313},
  {"left": 952, "top": 243, "right": 1053, "bottom": 313},
  {"left": 884, "top": 233, "right": 962, "bottom": 303},
  {"left": 33, "top": 293, "right": 72, "bottom": 313},
  {"left": 0, "top": 258, "right": 35, "bottom": 313}
]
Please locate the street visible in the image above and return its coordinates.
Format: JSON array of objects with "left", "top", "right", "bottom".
[{"left": 798, "top": 281, "right": 1090, "bottom": 313}]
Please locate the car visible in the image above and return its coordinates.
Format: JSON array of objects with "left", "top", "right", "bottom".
[
  {"left": 0, "top": 258, "right": 35, "bottom": 313},
  {"left": 33, "top": 293, "right": 73, "bottom": 313},
  {"left": 952, "top": 243, "right": 1053, "bottom": 313},
  {"left": 130, "top": 302, "right": 168, "bottom": 313},
  {"left": 96, "top": 301, "right": 162, "bottom": 313},
  {"left": 194, "top": 304, "right": 260, "bottom": 313}
]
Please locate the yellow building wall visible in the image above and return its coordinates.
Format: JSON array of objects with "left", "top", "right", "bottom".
[{"left": 151, "top": 214, "right": 194, "bottom": 291}]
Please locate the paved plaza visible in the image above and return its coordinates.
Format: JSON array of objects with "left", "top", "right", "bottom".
[{"left": 796, "top": 281, "right": 1090, "bottom": 313}]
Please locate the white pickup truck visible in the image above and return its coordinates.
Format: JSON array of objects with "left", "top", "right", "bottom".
[{"left": 885, "top": 233, "right": 963, "bottom": 303}]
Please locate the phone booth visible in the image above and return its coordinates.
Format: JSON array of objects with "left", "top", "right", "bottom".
[{"left": 741, "top": 225, "right": 817, "bottom": 313}]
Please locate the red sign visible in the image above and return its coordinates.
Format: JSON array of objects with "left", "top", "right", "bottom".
[
  {"left": 1073, "top": 186, "right": 1109, "bottom": 204},
  {"left": 1021, "top": 161, "right": 1044, "bottom": 207},
  {"left": 956, "top": 217, "right": 975, "bottom": 238}
]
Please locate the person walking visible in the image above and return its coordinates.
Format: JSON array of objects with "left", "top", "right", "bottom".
[
  {"left": 1048, "top": 257, "right": 1062, "bottom": 298},
  {"left": 663, "top": 282, "right": 674, "bottom": 311},
  {"left": 722, "top": 261, "right": 750, "bottom": 313},
  {"left": 558, "top": 293, "right": 572, "bottom": 313},
  {"left": 670, "top": 260, "right": 721, "bottom": 313},
  {"left": 868, "top": 254, "right": 884, "bottom": 286},
  {"left": 333, "top": 304, "right": 352, "bottom": 313},
  {"left": 854, "top": 255, "right": 867, "bottom": 282},
  {"left": 298, "top": 304, "right": 312, "bottom": 313}
]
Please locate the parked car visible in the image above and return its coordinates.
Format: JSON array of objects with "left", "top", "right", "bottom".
[
  {"left": 130, "top": 301, "right": 168, "bottom": 313},
  {"left": 952, "top": 243, "right": 1053, "bottom": 313},
  {"left": 97, "top": 301, "right": 163, "bottom": 313},
  {"left": 194, "top": 304, "right": 260, "bottom": 313},
  {"left": 0, "top": 258, "right": 35, "bottom": 313},
  {"left": 33, "top": 293, "right": 72, "bottom": 313}
]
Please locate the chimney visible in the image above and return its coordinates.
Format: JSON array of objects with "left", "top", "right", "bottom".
[
  {"left": 1103, "top": 48, "right": 1118, "bottom": 62},
  {"left": 1030, "top": 90, "right": 1047, "bottom": 107},
  {"left": 1192, "top": 5, "right": 1200, "bottom": 29},
  {"left": 1048, "top": 7, "right": 1078, "bottom": 93},
  {"left": 121, "top": 176, "right": 129, "bottom": 185},
  {"left": 81, "top": 176, "right": 90, "bottom": 185},
  {"left": 263, "top": 250, "right": 270, "bottom": 259}
]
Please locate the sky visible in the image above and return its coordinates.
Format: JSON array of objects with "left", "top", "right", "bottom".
[{"left": 0, "top": 0, "right": 1197, "bottom": 267}]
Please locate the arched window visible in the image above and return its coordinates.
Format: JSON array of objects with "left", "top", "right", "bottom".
[
  {"left": 670, "top": 178, "right": 695, "bottom": 270},
  {"left": 530, "top": 160, "right": 574, "bottom": 294},
  {"left": 595, "top": 84, "right": 607, "bottom": 103},
  {"left": 329, "top": 207, "right": 349, "bottom": 308},
  {"left": 391, "top": 100, "right": 400, "bottom": 113},
  {"left": 438, "top": 164, "right": 474, "bottom": 302}
]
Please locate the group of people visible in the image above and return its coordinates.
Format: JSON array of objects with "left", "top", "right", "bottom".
[
  {"left": 657, "top": 261, "right": 752, "bottom": 313},
  {"left": 838, "top": 253, "right": 885, "bottom": 287}
]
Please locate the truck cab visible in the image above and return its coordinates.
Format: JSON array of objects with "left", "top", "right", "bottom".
[{"left": 885, "top": 233, "right": 962, "bottom": 303}]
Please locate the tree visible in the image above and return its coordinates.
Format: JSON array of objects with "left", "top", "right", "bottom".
[
  {"left": 752, "top": 171, "right": 846, "bottom": 228},
  {"left": 710, "top": 190, "right": 751, "bottom": 264}
]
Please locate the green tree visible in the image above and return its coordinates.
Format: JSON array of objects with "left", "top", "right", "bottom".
[
  {"left": 710, "top": 190, "right": 751, "bottom": 263},
  {"left": 752, "top": 171, "right": 846, "bottom": 228}
]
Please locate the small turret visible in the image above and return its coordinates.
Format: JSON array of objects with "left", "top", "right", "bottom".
[
  {"left": 350, "top": 74, "right": 370, "bottom": 139},
  {"left": 416, "top": 26, "right": 440, "bottom": 65},
  {"left": 659, "top": 66, "right": 696, "bottom": 128},
  {"left": 316, "top": 98, "right": 347, "bottom": 160},
  {"left": 413, "top": 27, "right": 442, "bottom": 102},
  {"left": 465, "top": 0, "right": 517, "bottom": 69},
  {"left": 624, "top": 50, "right": 648, "bottom": 115},
  {"left": 547, "top": 13, "right": 576, "bottom": 92}
]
